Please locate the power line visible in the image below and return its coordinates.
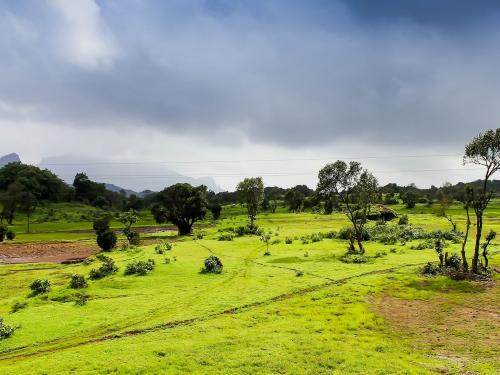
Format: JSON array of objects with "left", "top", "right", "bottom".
[{"left": 37, "top": 153, "right": 463, "bottom": 166}]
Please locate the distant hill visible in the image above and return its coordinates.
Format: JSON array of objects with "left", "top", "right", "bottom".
[
  {"left": 0, "top": 153, "right": 21, "bottom": 167},
  {"left": 38, "top": 155, "right": 222, "bottom": 193},
  {"left": 104, "top": 183, "right": 153, "bottom": 198}
]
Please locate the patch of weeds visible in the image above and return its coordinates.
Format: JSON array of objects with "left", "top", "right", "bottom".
[
  {"left": 155, "top": 242, "right": 172, "bottom": 254},
  {"left": 74, "top": 293, "right": 90, "bottom": 306},
  {"left": 218, "top": 233, "right": 234, "bottom": 241},
  {"left": 296, "top": 270, "right": 304, "bottom": 277},
  {"left": 340, "top": 254, "right": 368, "bottom": 264},
  {"left": 164, "top": 257, "right": 171, "bottom": 264},
  {"left": 285, "top": 237, "right": 293, "bottom": 244}
]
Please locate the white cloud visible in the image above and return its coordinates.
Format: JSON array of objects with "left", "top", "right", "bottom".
[{"left": 48, "top": 0, "right": 116, "bottom": 68}]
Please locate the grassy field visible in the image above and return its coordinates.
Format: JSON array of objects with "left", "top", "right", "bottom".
[{"left": 0, "top": 202, "right": 498, "bottom": 374}]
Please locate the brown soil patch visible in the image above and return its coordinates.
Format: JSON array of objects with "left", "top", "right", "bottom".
[{"left": 371, "top": 280, "right": 500, "bottom": 370}]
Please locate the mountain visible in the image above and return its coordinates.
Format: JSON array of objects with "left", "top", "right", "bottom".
[
  {"left": 38, "top": 155, "right": 222, "bottom": 193},
  {"left": 0, "top": 153, "right": 21, "bottom": 167}
]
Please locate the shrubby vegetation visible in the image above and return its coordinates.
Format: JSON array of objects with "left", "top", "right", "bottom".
[
  {"left": 30, "top": 279, "right": 51, "bottom": 295},
  {"left": 89, "top": 255, "right": 118, "bottom": 280},
  {"left": 69, "top": 274, "right": 88, "bottom": 289},
  {"left": 201, "top": 256, "right": 223, "bottom": 274},
  {"left": 124, "top": 259, "right": 155, "bottom": 276},
  {"left": 0, "top": 318, "right": 15, "bottom": 340}
]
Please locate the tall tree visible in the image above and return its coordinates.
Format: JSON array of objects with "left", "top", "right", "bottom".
[
  {"left": 152, "top": 183, "right": 207, "bottom": 235},
  {"left": 463, "top": 128, "right": 500, "bottom": 273},
  {"left": 19, "top": 191, "right": 37, "bottom": 233},
  {"left": 317, "top": 161, "right": 378, "bottom": 254},
  {"left": 236, "top": 177, "right": 264, "bottom": 229}
]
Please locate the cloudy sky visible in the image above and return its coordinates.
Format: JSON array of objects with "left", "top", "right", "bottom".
[{"left": 1, "top": 0, "right": 499, "bottom": 191}]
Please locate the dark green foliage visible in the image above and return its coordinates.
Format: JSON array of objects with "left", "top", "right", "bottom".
[
  {"left": 124, "top": 259, "right": 155, "bottom": 276},
  {"left": 421, "top": 262, "right": 440, "bottom": 275},
  {"left": 218, "top": 233, "right": 234, "bottom": 241},
  {"left": 74, "top": 293, "right": 89, "bottom": 306},
  {"left": 152, "top": 183, "right": 207, "bottom": 235},
  {"left": 96, "top": 230, "right": 117, "bottom": 251},
  {"left": 89, "top": 255, "right": 118, "bottom": 280},
  {"left": 0, "top": 224, "right": 7, "bottom": 242},
  {"left": 340, "top": 254, "right": 368, "bottom": 264},
  {"left": 237, "top": 177, "right": 265, "bottom": 228},
  {"left": 210, "top": 204, "right": 222, "bottom": 220},
  {"left": 285, "top": 237, "right": 293, "bottom": 244},
  {"left": 201, "top": 255, "right": 223, "bottom": 274},
  {"left": 10, "top": 302, "right": 27, "bottom": 313},
  {"left": 93, "top": 215, "right": 112, "bottom": 234},
  {"left": 5, "top": 230, "right": 15, "bottom": 240},
  {"left": 445, "top": 253, "right": 462, "bottom": 270},
  {"left": 398, "top": 215, "right": 409, "bottom": 225},
  {"left": 30, "top": 279, "right": 51, "bottom": 295},
  {"left": 155, "top": 242, "right": 172, "bottom": 254},
  {"left": 69, "top": 274, "right": 88, "bottom": 289},
  {"left": 0, "top": 318, "right": 15, "bottom": 340},
  {"left": 296, "top": 270, "right": 304, "bottom": 277},
  {"left": 127, "top": 231, "right": 141, "bottom": 246}
]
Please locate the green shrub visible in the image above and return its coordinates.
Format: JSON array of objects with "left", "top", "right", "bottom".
[
  {"left": 271, "top": 239, "right": 281, "bottom": 245},
  {"left": 398, "top": 215, "right": 409, "bottom": 225},
  {"left": 0, "top": 318, "right": 15, "bottom": 340},
  {"left": 296, "top": 270, "right": 304, "bottom": 277},
  {"left": 340, "top": 254, "right": 368, "bottom": 264},
  {"left": 285, "top": 237, "right": 293, "bottom": 244},
  {"left": 69, "top": 274, "right": 88, "bottom": 289},
  {"left": 127, "top": 231, "right": 141, "bottom": 246},
  {"left": 201, "top": 256, "right": 223, "bottom": 274},
  {"left": 5, "top": 230, "right": 15, "bottom": 241},
  {"left": 96, "top": 230, "right": 117, "bottom": 251},
  {"left": 29, "top": 279, "right": 51, "bottom": 295},
  {"left": 155, "top": 241, "right": 172, "bottom": 254},
  {"left": 124, "top": 259, "right": 155, "bottom": 276},
  {"left": 421, "top": 262, "right": 440, "bottom": 275},
  {"left": 74, "top": 293, "right": 89, "bottom": 306},
  {"left": 89, "top": 255, "right": 118, "bottom": 280},
  {"left": 218, "top": 233, "right": 234, "bottom": 241},
  {"left": 445, "top": 253, "right": 462, "bottom": 270}
]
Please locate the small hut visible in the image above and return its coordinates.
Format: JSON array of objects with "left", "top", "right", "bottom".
[{"left": 367, "top": 204, "right": 398, "bottom": 221}]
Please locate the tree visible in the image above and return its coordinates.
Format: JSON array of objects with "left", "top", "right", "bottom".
[
  {"left": 19, "top": 191, "right": 37, "bottom": 233},
  {"left": 463, "top": 128, "right": 500, "bottom": 273},
  {"left": 152, "top": 183, "right": 207, "bottom": 235},
  {"left": 284, "top": 187, "right": 305, "bottom": 212},
  {"left": 210, "top": 203, "right": 222, "bottom": 220},
  {"left": 93, "top": 215, "right": 117, "bottom": 251},
  {"left": 236, "top": 177, "right": 264, "bottom": 229},
  {"left": 481, "top": 230, "right": 496, "bottom": 270},
  {"left": 317, "top": 161, "right": 378, "bottom": 254},
  {"left": 460, "top": 186, "right": 474, "bottom": 272},
  {"left": 118, "top": 209, "right": 139, "bottom": 244}
]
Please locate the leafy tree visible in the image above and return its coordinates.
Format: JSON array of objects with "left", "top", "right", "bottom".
[
  {"left": 93, "top": 215, "right": 117, "bottom": 252},
  {"left": 118, "top": 209, "right": 139, "bottom": 244},
  {"left": 236, "top": 177, "right": 264, "bottom": 229},
  {"left": 210, "top": 203, "right": 222, "bottom": 220},
  {"left": 284, "top": 187, "right": 305, "bottom": 212},
  {"left": 19, "top": 191, "right": 37, "bottom": 233},
  {"left": 463, "top": 128, "right": 500, "bottom": 273},
  {"left": 317, "top": 161, "right": 378, "bottom": 254},
  {"left": 152, "top": 183, "right": 207, "bottom": 235}
]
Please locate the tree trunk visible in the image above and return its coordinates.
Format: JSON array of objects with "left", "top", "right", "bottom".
[
  {"left": 177, "top": 221, "right": 192, "bottom": 236},
  {"left": 355, "top": 226, "right": 365, "bottom": 254},
  {"left": 472, "top": 213, "right": 482, "bottom": 274},
  {"left": 461, "top": 208, "right": 470, "bottom": 272}
]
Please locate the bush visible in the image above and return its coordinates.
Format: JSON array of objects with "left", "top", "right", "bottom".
[
  {"left": 201, "top": 256, "right": 223, "bottom": 274},
  {"left": 69, "top": 274, "right": 88, "bottom": 289},
  {"left": 0, "top": 225, "right": 7, "bottom": 242},
  {"left": 30, "top": 279, "right": 51, "bottom": 295},
  {"left": 421, "top": 262, "right": 440, "bottom": 275},
  {"left": 74, "top": 293, "right": 89, "bottom": 306},
  {"left": 398, "top": 215, "right": 409, "bottom": 225},
  {"left": 124, "top": 259, "right": 155, "bottom": 276},
  {"left": 89, "top": 255, "right": 118, "bottom": 280},
  {"left": 218, "top": 233, "right": 234, "bottom": 241},
  {"left": 271, "top": 239, "right": 281, "bottom": 245},
  {"left": 338, "top": 227, "right": 369, "bottom": 241},
  {"left": 445, "top": 253, "right": 462, "bottom": 270},
  {"left": 0, "top": 318, "right": 14, "bottom": 340},
  {"left": 5, "top": 230, "right": 15, "bottom": 241},
  {"left": 285, "top": 237, "right": 293, "bottom": 244},
  {"left": 296, "top": 270, "right": 304, "bottom": 277},
  {"left": 193, "top": 230, "right": 204, "bottom": 239},
  {"left": 155, "top": 242, "right": 173, "bottom": 254},
  {"left": 96, "top": 230, "right": 117, "bottom": 251},
  {"left": 340, "top": 254, "right": 368, "bottom": 264},
  {"left": 127, "top": 231, "right": 141, "bottom": 246}
]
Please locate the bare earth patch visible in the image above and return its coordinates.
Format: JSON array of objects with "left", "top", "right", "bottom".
[
  {"left": 0, "top": 241, "right": 100, "bottom": 264},
  {"left": 371, "top": 280, "right": 500, "bottom": 372}
]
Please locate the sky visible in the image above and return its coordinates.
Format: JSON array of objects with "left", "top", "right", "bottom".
[{"left": 1, "top": 0, "right": 499, "bottom": 191}]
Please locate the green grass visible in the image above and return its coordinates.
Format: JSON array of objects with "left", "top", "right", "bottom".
[{"left": 0, "top": 202, "right": 498, "bottom": 374}]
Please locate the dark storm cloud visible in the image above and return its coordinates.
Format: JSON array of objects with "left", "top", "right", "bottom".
[{"left": 1, "top": 0, "right": 500, "bottom": 149}]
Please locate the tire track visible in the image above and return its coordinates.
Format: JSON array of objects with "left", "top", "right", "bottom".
[{"left": 0, "top": 262, "right": 424, "bottom": 362}]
